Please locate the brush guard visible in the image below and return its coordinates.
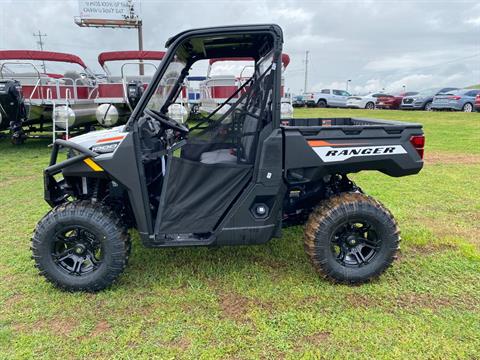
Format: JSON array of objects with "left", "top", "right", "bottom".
[{"left": 44, "top": 139, "right": 99, "bottom": 206}]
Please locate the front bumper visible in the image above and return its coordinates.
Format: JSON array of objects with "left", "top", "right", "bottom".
[{"left": 400, "top": 102, "right": 424, "bottom": 110}]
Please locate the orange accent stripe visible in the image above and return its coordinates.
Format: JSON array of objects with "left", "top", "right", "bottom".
[
  {"left": 308, "top": 140, "right": 365, "bottom": 147},
  {"left": 96, "top": 135, "right": 125, "bottom": 143}
]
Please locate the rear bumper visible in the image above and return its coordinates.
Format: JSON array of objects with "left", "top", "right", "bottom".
[{"left": 475, "top": 104, "right": 480, "bottom": 112}]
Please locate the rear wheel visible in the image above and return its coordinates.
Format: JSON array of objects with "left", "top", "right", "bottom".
[
  {"left": 304, "top": 192, "right": 399, "bottom": 284},
  {"left": 31, "top": 201, "right": 131, "bottom": 292},
  {"left": 462, "top": 103, "right": 473, "bottom": 112},
  {"left": 365, "top": 102, "right": 375, "bottom": 110},
  {"left": 317, "top": 99, "right": 327, "bottom": 108}
]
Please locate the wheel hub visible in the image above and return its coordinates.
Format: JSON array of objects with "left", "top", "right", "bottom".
[
  {"left": 332, "top": 221, "right": 381, "bottom": 267},
  {"left": 73, "top": 244, "right": 87, "bottom": 255},
  {"left": 51, "top": 226, "right": 103, "bottom": 276}
]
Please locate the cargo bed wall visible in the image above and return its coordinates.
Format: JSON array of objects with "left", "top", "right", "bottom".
[{"left": 283, "top": 117, "right": 424, "bottom": 179}]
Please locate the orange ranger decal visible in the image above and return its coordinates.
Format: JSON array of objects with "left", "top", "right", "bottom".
[
  {"left": 96, "top": 135, "right": 125, "bottom": 143},
  {"left": 307, "top": 140, "right": 365, "bottom": 147}
]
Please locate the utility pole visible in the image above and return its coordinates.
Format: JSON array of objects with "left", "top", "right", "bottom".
[
  {"left": 33, "top": 30, "right": 47, "bottom": 72},
  {"left": 346, "top": 79, "right": 352, "bottom": 92},
  {"left": 303, "top": 50, "right": 309, "bottom": 94}
]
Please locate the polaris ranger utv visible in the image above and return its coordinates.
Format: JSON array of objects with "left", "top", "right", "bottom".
[{"left": 32, "top": 25, "right": 425, "bottom": 292}]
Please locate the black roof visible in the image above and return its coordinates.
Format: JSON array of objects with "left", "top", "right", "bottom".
[{"left": 165, "top": 24, "right": 283, "bottom": 48}]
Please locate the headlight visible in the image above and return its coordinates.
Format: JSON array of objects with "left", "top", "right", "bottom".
[
  {"left": 54, "top": 106, "right": 75, "bottom": 129},
  {"left": 96, "top": 104, "right": 119, "bottom": 127}
]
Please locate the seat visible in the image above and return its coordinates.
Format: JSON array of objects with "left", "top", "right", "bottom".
[
  {"left": 200, "top": 148, "right": 237, "bottom": 164},
  {"left": 198, "top": 70, "right": 272, "bottom": 165},
  {"left": 200, "top": 110, "right": 260, "bottom": 164}
]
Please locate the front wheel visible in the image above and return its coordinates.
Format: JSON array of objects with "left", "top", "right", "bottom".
[
  {"left": 424, "top": 101, "right": 432, "bottom": 111},
  {"left": 462, "top": 103, "right": 473, "bottom": 112},
  {"left": 304, "top": 192, "right": 399, "bottom": 284},
  {"left": 31, "top": 201, "right": 131, "bottom": 292},
  {"left": 365, "top": 102, "right": 375, "bottom": 110}
]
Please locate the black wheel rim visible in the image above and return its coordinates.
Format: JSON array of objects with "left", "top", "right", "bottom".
[
  {"left": 331, "top": 220, "right": 381, "bottom": 267},
  {"left": 51, "top": 226, "right": 103, "bottom": 276}
]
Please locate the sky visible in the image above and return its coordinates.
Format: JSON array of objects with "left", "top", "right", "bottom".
[{"left": 0, "top": 0, "right": 479, "bottom": 95}]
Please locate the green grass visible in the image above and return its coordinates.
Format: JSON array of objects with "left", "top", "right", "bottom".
[{"left": 1, "top": 109, "right": 479, "bottom": 359}]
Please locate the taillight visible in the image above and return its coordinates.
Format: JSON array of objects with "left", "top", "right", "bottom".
[
  {"left": 410, "top": 135, "right": 425, "bottom": 159},
  {"left": 448, "top": 96, "right": 461, "bottom": 100}
]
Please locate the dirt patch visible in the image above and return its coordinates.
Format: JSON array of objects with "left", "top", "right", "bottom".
[
  {"left": 347, "top": 293, "right": 478, "bottom": 312},
  {"left": 91, "top": 320, "right": 111, "bottom": 337},
  {"left": 302, "top": 331, "right": 331, "bottom": 345},
  {"left": 407, "top": 243, "right": 458, "bottom": 255},
  {"left": 218, "top": 291, "right": 273, "bottom": 323},
  {"left": 420, "top": 216, "right": 480, "bottom": 251},
  {"left": 219, "top": 292, "right": 251, "bottom": 321},
  {"left": 13, "top": 317, "right": 78, "bottom": 336},
  {"left": 169, "top": 336, "right": 191, "bottom": 351},
  {"left": 424, "top": 152, "right": 480, "bottom": 165},
  {"left": 293, "top": 331, "right": 331, "bottom": 353},
  {"left": 3, "top": 293, "right": 24, "bottom": 310}
]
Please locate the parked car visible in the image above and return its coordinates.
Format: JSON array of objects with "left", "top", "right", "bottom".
[
  {"left": 431, "top": 89, "right": 480, "bottom": 112},
  {"left": 400, "top": 87, "right": 458, "bottom": 111},
  {"left": 292, "top": 95, "right": 305, "bottom": 107},
  {"left": 475, "top": 93, "right": 480, "bottom": 112},
  {"left": 346, "top": 93, "right": 385, "bottom": 109},
  {"left": 376, "top": 91, "right": 418, "bottom": 110},
  {"left": 304, "top": 89, "right": 351, "bottom": 108}
]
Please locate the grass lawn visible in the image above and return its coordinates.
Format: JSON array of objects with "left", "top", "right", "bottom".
[{"left": 1, "top": 108, "right": 479, "bottom": 359}]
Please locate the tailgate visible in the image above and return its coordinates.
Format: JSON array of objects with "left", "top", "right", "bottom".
[{"left": 283, "top": 117, "right": 424, "bottom": 178}]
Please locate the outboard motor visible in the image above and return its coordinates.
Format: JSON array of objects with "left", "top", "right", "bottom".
[
  {"left": 126, "top": 80, "right": 144, "bottom": 109},
  {"left": 0, "top": 79, "right": 26, "bottom": 143}
]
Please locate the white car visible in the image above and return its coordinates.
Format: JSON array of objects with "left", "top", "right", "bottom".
[{"left": 346, "top": 93, "right": 385, "bottom": 109}]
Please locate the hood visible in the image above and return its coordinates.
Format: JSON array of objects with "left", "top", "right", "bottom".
[{"left": 69, "top": 125, "right": 127, "bottom": 151}]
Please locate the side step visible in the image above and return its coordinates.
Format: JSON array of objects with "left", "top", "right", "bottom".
[{"left": 144, "top": 233, "right": 216, "bottom": 248}]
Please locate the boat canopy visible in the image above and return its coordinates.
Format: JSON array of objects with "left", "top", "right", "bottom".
[
  {"left": 98, "top": 51, "right": 166, "bottom": 67},
  {"left": 0, "top": 50, "right": 87, "bottom": 69},
  {"left": 208, "top": 53, "right": 290, "bottom": 68}
]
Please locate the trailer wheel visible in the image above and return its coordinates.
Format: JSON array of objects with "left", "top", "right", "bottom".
[
  {"left": 10, "top": 131, "right": 26, "bottom": 145},
  {"left": 304, "top": 192, "right": 399, "bottom": 284},
  {"left": 317, "top": 99, "right": 327, "bottom": 108},
  {"left": 31, "top": 201, "right": 131, "bottom": 292}
]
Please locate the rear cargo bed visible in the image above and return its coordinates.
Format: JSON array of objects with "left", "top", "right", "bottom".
[{"left": 282, "top": 117, "right": 424, "bottom": 178}]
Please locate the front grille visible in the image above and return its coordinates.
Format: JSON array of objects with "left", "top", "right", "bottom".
[{"left": 403, "top": 98, "right": 413, "bottom": 104}]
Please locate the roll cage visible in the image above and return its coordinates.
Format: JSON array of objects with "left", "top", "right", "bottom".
[{"left": 126, "top": 24, "right": 284, "bottom": 130}]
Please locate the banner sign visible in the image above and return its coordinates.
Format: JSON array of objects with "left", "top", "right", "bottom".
[{"left": 78, "top": 1, "right": 140, "bottom": 20}]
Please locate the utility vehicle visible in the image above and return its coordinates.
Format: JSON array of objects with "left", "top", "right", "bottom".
[{"left": 32, "top": 25, "right": 425, "bottom": 292}]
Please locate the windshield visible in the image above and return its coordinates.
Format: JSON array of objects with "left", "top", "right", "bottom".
[{"left": 145, "top": 55, "right": 187, "bottom": 112}]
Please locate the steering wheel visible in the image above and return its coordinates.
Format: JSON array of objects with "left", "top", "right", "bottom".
[{"left": 145, "top": 108, "right": 189, "bottom": 134}]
